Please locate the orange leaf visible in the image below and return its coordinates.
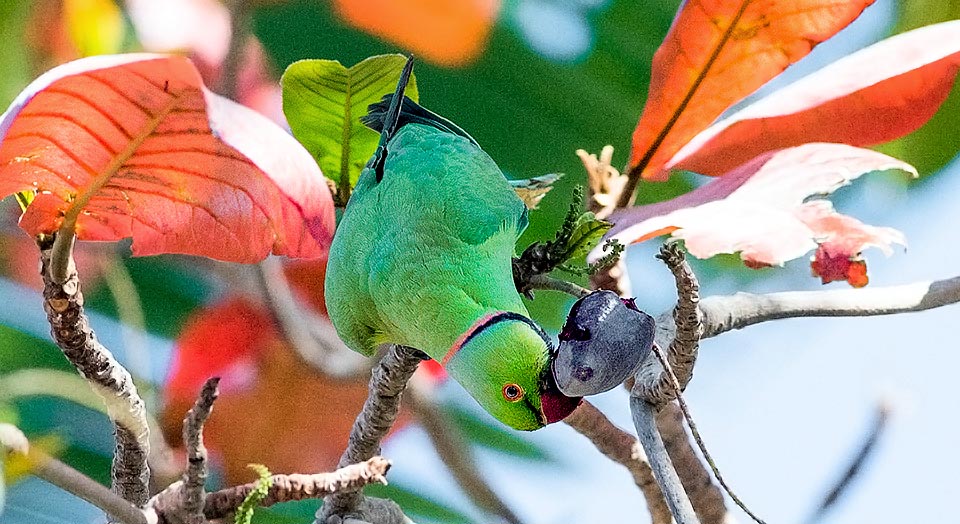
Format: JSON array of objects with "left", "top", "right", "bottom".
[
  {"left": 332, "top": 0, "right": 501, "bottom": 67},
  {"left": 0, "top": 54, "right": 334, "bottom": 261},
  {"left": 163, "top": 297, "right": 379, "bottom": 484},
  {"left": 670, "top": 20, "right": 960, "bottom": 176},
  {"left": 602, "top": 144, "right": 914, "bottom": 280},
  {"left": 630, "top": 0, "right": 873, "bottom": 181}
]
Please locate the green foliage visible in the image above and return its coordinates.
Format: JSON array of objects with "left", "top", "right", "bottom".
[
  {"left": 236, "top": 464, "right": 274, "bottom": 524},
  {"left": 878, "top": 0, "right": 960, "bottom": 177},
  {"left": 282, "top": 54, "right": 419, "bottom": 205}
]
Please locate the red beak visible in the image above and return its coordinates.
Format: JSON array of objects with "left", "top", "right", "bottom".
[{"left": 540, "top": 370, "right": 582, "bottom": 424}]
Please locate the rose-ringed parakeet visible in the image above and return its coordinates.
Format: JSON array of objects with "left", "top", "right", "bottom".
[{"left": 324, "top": 58, "right": 581, "bottom": 431}]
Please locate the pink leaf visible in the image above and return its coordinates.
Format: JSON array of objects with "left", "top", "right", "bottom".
[
  {"left": 0, "top": 54, "right": 334, "bottom": 261},
  {"left": 602, "top": 143, "right": 915, "bottom": 272},
  {"left": 668, "top": 20, "right": 960, "bottom": 177}
]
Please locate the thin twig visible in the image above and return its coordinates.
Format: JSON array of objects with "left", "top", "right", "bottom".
[
  {"left": 650, "top": 343, "right": 765, "bottom": 524},
  {"left": 699, "top": 275, "right": 960, "bottom": 339},
  {"left": 564, "top": 401, "right": 671, "bottom": 524},
  {"left": 805, "top": 403, "right": 891, "bottom": 524},
  {"left": 631, "top": 398, "right": 700, "bottom": 524},
  {"left": 39, "top": 239, "right": 151, "bottom": 507},
  {"left": 181, "top": 378, "right": 220, "bottom": 524},
  {"left": 28, "top": 448, "right": 148, "bottom": 524},
  {"left": 406, "top": 377, "right": 523, "bottom": 524},
  {"left": 527, "top": 274, "right": 590, "bottom": 298},
  {"left": 255, "top": 257, "right": 367, "bottom": 378},
  {"left": 318, "top": 345, "right": 426, "bottom": 522}
]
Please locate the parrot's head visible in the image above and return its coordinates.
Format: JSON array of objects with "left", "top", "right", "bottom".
[{"left": 444, "top": 312, "right": 582, "bottom": 431}]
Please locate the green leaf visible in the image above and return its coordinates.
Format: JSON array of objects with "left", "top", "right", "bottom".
[
  {"left": 878, "top": 0, "right": 960, "bottom": 177},
  {"left": 281, "top": 54, "right": 419, "bottom": 203},
  {"left": 561, "top": 212, "right": 612, "bottom": 263},
  {"left": 236, "top": 464, "right": 273, "bottom": 524}
]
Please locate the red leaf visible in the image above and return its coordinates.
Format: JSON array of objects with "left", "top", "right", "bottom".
[
  {"left": 166, "top": 297, "right": 277, "bottom": 402},
  {"left": 670, "top": 20, "right": 960, "bottom": 176},
  {"left": 630, "top": 0, "right": 873, "bottom": 181},
  {"left": 0, "top": 54, "right": 334, "bottom": 261},
  {"left": 163, "top": 297, "right": 390, "bottom": 484},
  {"left": 603, "top": 144, "right": 914, "bottom": 275}
]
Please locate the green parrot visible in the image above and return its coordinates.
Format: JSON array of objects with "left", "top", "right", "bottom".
[{"left": 324, "top": 59, "right": 581, "bottom": 431}]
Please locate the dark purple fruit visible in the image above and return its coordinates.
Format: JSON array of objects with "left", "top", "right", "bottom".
[{"left": 551, "top": 290, "right": 655, "bottom": 397}]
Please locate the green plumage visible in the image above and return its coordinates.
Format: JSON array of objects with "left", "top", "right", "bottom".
[{"left": 325, "top": 86, "right": 566, "bottom": 430}]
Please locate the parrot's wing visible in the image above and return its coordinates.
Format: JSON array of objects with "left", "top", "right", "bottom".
[{"left": 509, "top": 173, "right": 563, "bottom": 210}]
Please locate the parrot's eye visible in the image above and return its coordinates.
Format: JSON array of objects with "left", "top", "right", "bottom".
[{"left": 502, "top": 383, "right": 524, "bottom": 402}]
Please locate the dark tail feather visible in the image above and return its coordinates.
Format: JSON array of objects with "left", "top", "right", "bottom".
[
  {"left": 367, "top": 56, "right": 415, "bottom": 181},
  {"left": 362, "top": 94, "right": 478, "bottom": 148}
]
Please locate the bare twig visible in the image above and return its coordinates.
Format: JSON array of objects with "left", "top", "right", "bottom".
[
  {"left": 699, "top": 275, "right": 960, "bottom": 339},
  {"left": 148, "top": 457, "right": 392, "bottom": 523},
  {"left": 3, "top": 427, "right": 149, "bottom": 524},
  {"left": 405, "top": 377, "right": 523, "bottom": 524},
  {"left": 255, "top": 257, "right": 367, "bottom": 378},
  {"left": 632, "top": 398, "right": 700, "bottom": 524},
  {"left": 318, "top": 345, "right": 426, "bottom": 522},
  {"left": 650, "top": 343, "right": 765, "bottom": 524},
  {"left": 180, "top": 378, "right": 220, "bottom": 524},
  {"left": 564, "top": 401, "right": 671, "bottom": 524},
  {"left": 39, "top": 238, "right": 150, "bottom": 507},
  {"left": 633, "top": 244, "right": 702, "bottom": 406},
  {"left": 805, "top": 403, "right": 891, "bottom": 524},
  {"left": 527, "top": 274, "right": 590, "bottom": 299}
]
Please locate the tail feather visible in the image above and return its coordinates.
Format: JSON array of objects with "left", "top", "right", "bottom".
[
  {"left": 362, "top": 94, "right": 478, "bottom": 148},
  {"left": 367, "top": 56, "right": 416, "bottom": 181}
]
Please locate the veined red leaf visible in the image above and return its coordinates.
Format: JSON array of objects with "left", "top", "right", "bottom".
[
  {"left": 670, "top": 20, "right": 960, "bottom": 176},
  {"left": 602, "top": 144, "right": 915, "bottom": 277},
  {"left": 0, "top": 54, "right": 334, "bottom": 261},
  {"left": 630, "top": 0, "right": 873, "bottom": 181}
]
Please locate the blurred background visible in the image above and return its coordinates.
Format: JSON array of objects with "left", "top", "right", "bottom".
[{"left": 0, "top": 0, "right": 958, "bottom": 523}]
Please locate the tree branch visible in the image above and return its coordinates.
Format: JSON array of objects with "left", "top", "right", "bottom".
[
  {"left": 405, "top": 377, "right": 523, "bottom": 524},
  {"left": 181, "top": 377, "right": 220, "bottom": 524},
  {"left": 1, "top": 425, "right": 147, "bottom": 524},
  {"left": 527, "top": 274, "right": 590, "bottom": 298},
  {"left": 148, "top": 457, "right": 392, "bottom": 523},
  {"left": 631, "top": 398, "right": 700, "bottom": 524},
  {"left": 39, "top": 238, "right": 151, "bottom": 508},
  {"left": 699, "top": 275, "right": 960, "bottom": 339},
  {"left": 655, "top": 404, "right": 729, "bottom": 524},
  {"left": 318, "top": 345, "right": 426, "bottom": 522},
  {"left": 564, "top": 401, "right": 671, "bottom": 524}
]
